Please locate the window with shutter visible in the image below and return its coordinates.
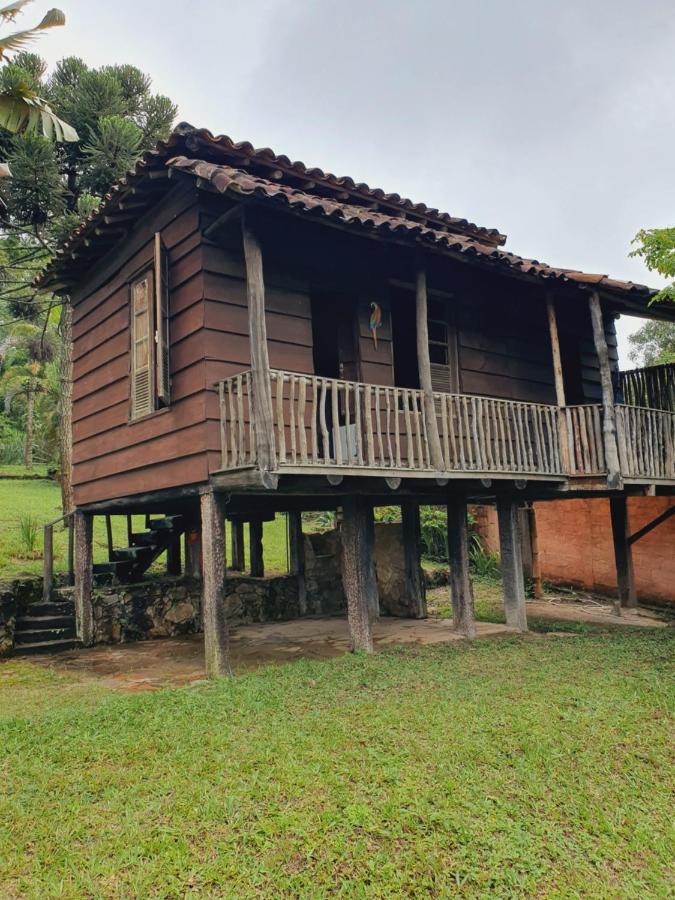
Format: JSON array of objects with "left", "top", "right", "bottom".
[
  {"left": 129, "top": 233, "right": 171, "bottom": 421},
  {"left": 131, "top": 274, "right": 153, "bottom": 419}
]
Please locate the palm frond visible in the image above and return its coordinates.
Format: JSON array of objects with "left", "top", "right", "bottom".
[
  {"left": 0, "top": 6, "right": 65, "bottom": 57},
  {"left": 0, "top": 1, "right": 34, "bottom": 23},
  {"left": 0, "top": 90, "right": 78, "bottom": 140},
  {"left": 35, "top": 7, "right": 63, "bottom": 28}
]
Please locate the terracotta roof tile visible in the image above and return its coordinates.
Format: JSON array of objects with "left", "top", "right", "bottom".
[{"left": 34, "top": 123, "right": 656, "bottom": 301}]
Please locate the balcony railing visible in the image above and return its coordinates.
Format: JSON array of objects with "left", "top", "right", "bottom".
[
  {"left": 216, "top": 370, "right": 675, "bottom": 485},
  {"left": 218, "top": 369, "right": 563, "bottom": 478}
]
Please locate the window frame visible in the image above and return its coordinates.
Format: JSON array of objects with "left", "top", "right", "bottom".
[{"left": 128, "top": 233, "right": 171, "bottom": 422}]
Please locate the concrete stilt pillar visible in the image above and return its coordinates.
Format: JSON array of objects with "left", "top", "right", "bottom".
[
  {"left": 340, "top": 497, "right": 378, "bottom": 652},
  {"left": 200, "top": 490, "right": 231, "bottom": 678},
  {"left": 249, "top": 520, "right": 264, "bottom": 577},
  {"left": 288, "top": 511, "right": 307, "bottom": 615},
  {"left": 401, "top": 500, "right": 427, "bottom": 618},
  {"left": 610, "top": 496, "right": 636, "bottom": 610},
  {"left": 73, "top": 510, "right": 94, "bottom": 646},
  {"left": 497, "top": 496, "right": 528, "bottom": 631},
  {"left": 230, "top": 521, "right": 245, "bottom": 572},
  {"left": 184, "top": 527, "right": 202, "bottom": 580},
  {"left": 446, "top": 496, "right": 476, "bottom": 638}
]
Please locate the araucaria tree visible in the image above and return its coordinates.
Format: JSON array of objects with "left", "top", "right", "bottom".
[{"left": 0, "top": 50, "right": 176, "bottom": 506}]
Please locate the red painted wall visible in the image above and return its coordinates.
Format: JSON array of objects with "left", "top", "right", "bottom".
[{"left": 475, "top": 497, "right": 675, "bottom": 606}]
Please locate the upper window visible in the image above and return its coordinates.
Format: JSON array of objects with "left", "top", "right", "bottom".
[{"left": 130, "top": 233, "right": 170, "bottom": 420}]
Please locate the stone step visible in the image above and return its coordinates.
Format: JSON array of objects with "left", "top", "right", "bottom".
[
  {"left": 113, "top": 546, "right": 153, "bottom": 562},
  {"left": 13, "top": 638, "right": 80, "bottom": 656},
  {"left": 14, "top": 625, "right": 77, "bottom": 644},
  {"left": 16, "top": 614, "right": 74, "bottom": 630},
  {"left": 25, "top": 600, "right": 75, "bottom": 617}
]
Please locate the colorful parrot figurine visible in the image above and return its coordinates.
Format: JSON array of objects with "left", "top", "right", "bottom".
[{"left": 369, "top": 302, "right": 382, "bottom": 349}]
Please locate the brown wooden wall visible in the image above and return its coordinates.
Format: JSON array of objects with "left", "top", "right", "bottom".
[
  {"left": 71, "top": 191, "right": 615, "bottom": 506},
  {"left": 71, "top": 184, "right": 213, "bottom": 505}
]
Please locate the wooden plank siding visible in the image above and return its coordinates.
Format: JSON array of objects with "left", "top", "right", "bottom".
[
  {"left": 199, "top": 214, "right": 316, "bottom": 472},
  {"left": 71, "top": 185, "right": 216, "bottom": 504},
  {"left": 70, "top": 190, "right": 618, "bottom": 505}
]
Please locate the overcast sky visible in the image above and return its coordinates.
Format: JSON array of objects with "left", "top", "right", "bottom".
[{"left": 37, "top": 0, "right": 675, "bottom": 365}]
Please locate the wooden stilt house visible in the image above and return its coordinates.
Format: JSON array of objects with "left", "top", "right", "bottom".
[{"left": 36, "top": 123, "right": 675, "bottom": 674}]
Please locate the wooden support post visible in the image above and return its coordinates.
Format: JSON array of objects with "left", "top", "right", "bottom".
[
  {"left": 200, "top": 490, "right": 231, "bottom": 678},
  {"left": 105, "top": 514, "right": 114, "bottom": 561},
  {"left": 416, "top": 263, "right": 445, "bottom": 471},
  {"left": 610, "top": 496, "right": 637, "bottom": 611},
  {"left": 497, "top": 497, "right": 528, "bottom": 631},
  {"left": 249, "top": 519, "right": 264, "bottom": 577},
  {"left": 73, "top": 510, "right": 94, "bottom": 646},
  {"left": 42, "top": 524, "right": 53, "bottom": 603},
  {"left": 446, "top": 496, "right": 476, "bottom": 638},
  {"left": 589, "top": 291, "right": 622, "bottom": 489},
  {"left": 288, "top": 511, "right": 307, "bottom": 615},
  {"left": 546, "top": 292, "right": 571, "bottom": 473},
  {"left": 184, "top": 528, "right": 202, "bottom": 579},
  {"left": 527, "top": 503, "right": 544, "bottom": 600},
  {"left": 401, "top": 500, "right": 427, "bottom": 618},
  {"left": 230, "top": 521, "right": 245, "bottom": 572},
  {"left": 166, "top": 534, "right": 181, "bottom": 576},
  {"left": 66, "top": 515, "right": 74, "bottom": 587},
  {"left": 340, "top": 497, "right": 378, "bottom": 652},
  {"left": 242, "top": 213, "right": 276, "bottom": 475}
]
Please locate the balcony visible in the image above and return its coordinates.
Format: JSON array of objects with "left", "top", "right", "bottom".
[{"left": 215, "top": 369, "right": 675, "bottom": 487}]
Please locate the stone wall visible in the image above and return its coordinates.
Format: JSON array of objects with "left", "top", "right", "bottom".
[
  {"left": 1, "top": 521, "right": 418, "bottom": 655},
  {"left": 0, "top": 577, "right": 43, "bottom": 655}
]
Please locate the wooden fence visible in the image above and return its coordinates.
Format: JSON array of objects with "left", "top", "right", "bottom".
[
  {"left": 620, "top": 363, "right": 675, "bottom": 412},
  {"left": 616, "top": 404, "right": 675, "bottom": 480}
]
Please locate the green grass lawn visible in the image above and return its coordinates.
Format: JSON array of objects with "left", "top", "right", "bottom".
[
  {"left": 0, "top": 475, "right": 290, "bottom": 579},
  {"left": 0, "top": 629, "right": 672, "bottom": 896}
]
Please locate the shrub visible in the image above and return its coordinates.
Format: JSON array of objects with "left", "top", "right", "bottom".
[
  {"left": 374, "top": 506, "right": 401, "bottom": 524},
  {"left": 419, "top": 506, "right": 448, "bottom": 561},
  {"left": 17, "top": 514, "right": 40, "bottom": 557},
  {"left": 469, "top": 532, "right": 501, "bottom": 580}
]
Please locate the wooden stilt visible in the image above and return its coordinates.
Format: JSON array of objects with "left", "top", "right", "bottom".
[
  {"left": 288, "top": 511, "right": 307, "bottom": 615},
  {"left": 446, "top": 496, "right": 476, "bottom": 637},
  {"left": 416, "top": 262, "right": 445, "bottom": 471},
  {"left": 401, "top": 500, "right": 427, "bottom": 618},
  {"left": 200, "top": 490, "right": 231, "bottom": 678},
  {"left": 497, "top": 497, "right": 528, "bottom": 631},
  {"left": 546, "top": 292, "right": 571, "bottom": 474},
  {"left": 249, "top": 519, "right": 264, "bottom": 577},
  {"left": 73, "top": 510, "right": 94, "bottom": 646},
  {"left": 610, "top": 496, "right": 636, "bottom": 611},
  {"left": 242, "top": 214, "right": 276, "bottom": 474},
  {"left": 230, "top": 521, "right": 245, "bottom": 572},
  {"left": 589, "top": 291, "right": 622, "bottom": 490},
  {"left": 340, "top": 496, "right": 378, "bottom": 652}
]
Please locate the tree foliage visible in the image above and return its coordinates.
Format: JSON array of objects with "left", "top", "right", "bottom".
[
  {"left": 0, "top": 5, "right": 77, "bottom": 142},
  {"left": 0, "top": 53, "right": 177, "bottom": 472},
  {"left": 627, "top": 225, "right": 675, "bottom": 367},
  {"left": 629, "top": 226, "right": 675, "bottom": 305},
  {"left": 628, "top": 320, "right": 675, "bottom": 367}
]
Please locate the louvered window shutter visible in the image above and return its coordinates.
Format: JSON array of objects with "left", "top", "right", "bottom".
[
  {"left": 154, "top": 233, "right": 170, "bottom": 406},
  {"left": 131, "top": 274, "right": 153, "bottom": 418}
]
